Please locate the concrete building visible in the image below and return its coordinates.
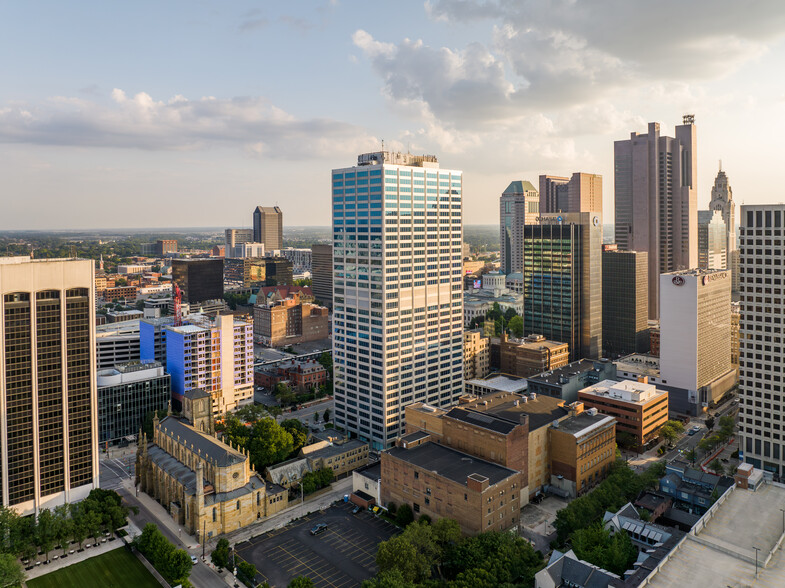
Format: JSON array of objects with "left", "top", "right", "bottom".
[
  {"left": 463, "top": 271, "right": 523, "bottom": 326},
  {"left": 253, "top": 291, "right": 328, "bottom": 347},
  {"left": 352, "top": 462, "right": 381, "bottom": 507},
  {"left": 579, "top": 378, "right": 669, "bottom": 449},
  {"left": 271, "top": 248, "right": 312, "bottom": 273},
  {"left": 106, "top": 309, "right": 143, "bottom": 323},
  {"left": 0, "top": 257, "right": 99, "bottom": 515},
  {"left": 332, "top": 151, "right": 464, "bottom": 450},
  {"left": 738, "top": 205, "right": 785, "bottom": 477},
  {"left": 614, "top": 117, "right": 698, "bottom": 319},
  {"left": 117, "top": 264, "right": 153, "bottom": 275},
  {"left": 698, "top": 209, "right": 727, "bottom": 270},
  {"left": 463, "top": 329, "right": 490, "bottom": 380},
  {"left": 731, "top": 300, "right": 740, "bottom": 369},
  {"left": 252, "top": 206, "right": 283, "bottom": 250},
  {"left": 136, "top": 389, "right": 288, "bottom": 540},
  {"left": 97, "top": 360, "right": 171, "bottom": 445},
  {"left": 139, "top": 316, "right": 175, "bottom": 366},
  {"left": 500, "top": 180, "right": 539, "bottom": 275},
  {"left": 381, "top": 441, "right": 522, "bottom": 535},
  {"left": 172, "top": 259, "right": 224, "bottom": 305},
  {"left": 464, "top": 374, "right": 529, "bottom": 397},
  {"left": 602, "top": 245, "right": 649, "bottom": 357},
  {"left": 499, "top": 333, "right": 569, "bottom": 378},
  {"left": 708, "top": 167, "right": 738, "bottom": 292},
  {"left": 96, "top": 319, "right": 141, "bottom": 368},
  {"left": 103, "top": 285, "right": 138, "bottom": 302},
  {"left": 224, "top": 228, "right": 253, "bottom": 250},
  {"left": 526, "top": 358, "right": 617, "bottom": 403},
  {"left": 310, "top": 244, "right": 333, "bottom": 307},
  {"left": 660, "top": 269, "right": 735, "bottom": 408},
  {"left": 299, "top": 438, "right": 369, "bottom": 479},
  {"left": 156, "top": 240, "right": 178, "bottom": 256},
  {"left": 539, "top": 173, "right": 603, "bottom": 214},
  {"left": 226, "top": 243, "right": 266, "bottom": 259},
  {"left": 523, "top": 212, "right": 603, "bottom": 361}
]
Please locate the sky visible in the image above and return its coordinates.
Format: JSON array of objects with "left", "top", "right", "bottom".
[{"left": 2, "top": 0, "right": 785, "bottom": 230}]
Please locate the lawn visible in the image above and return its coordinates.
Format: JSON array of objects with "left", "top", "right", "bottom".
[{"left": 27, "top": 548, "right": 160, "bottom": 588}]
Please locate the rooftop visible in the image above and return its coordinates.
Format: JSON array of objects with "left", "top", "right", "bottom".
[
  {"left": 465, "top": 392, "right": 569, "bottom": 431},
  {"left": 355, "top": 461, "right": 381, "bottom": 482},
  {"left": 614, "top": 353, "right": 661, "bottom": 377},
  {"left": 304, "top": 439, "right": 368, "bottom": 461},
  {"left": 444, "top": 407, "right": 521, "bottom": 435},
  {"left": 466, "top": 374, "right": 528, "bottom": 394},
  {"left": 385, "top": 442, "right": 518, "bottom": 487},
  {"left": 580, "top": 378, "right": 667, "bottom": 404},
  {"left": 502, "top": 180, "right": 538, "bottom": 195},
  {"left": 528, "top": 359, "right": 613, "bottom": 386},
  {"left": 158, "top": 416, "right": 245, "bottom": 468},
  {"left": 555, "top": 412, "right": 616, "bottom": 437}
]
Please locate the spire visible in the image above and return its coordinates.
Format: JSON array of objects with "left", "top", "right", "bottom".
[{"left": 167, "top": 400, "right": 172, "bottom": 417}]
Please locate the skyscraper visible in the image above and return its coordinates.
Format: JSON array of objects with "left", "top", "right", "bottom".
[
  {"left": 311, "top": 244, "right": 333, "bottom": 307},
  {"left": 0, "top": 257, "right": 99, "bottom": 515},
  {"left": 253, "top": 206, "right": 283, "bottom": 250},
  {"left": 698, "top": 210, "right": 727, "bottom": 270},
  {"left": 709, "top": 167, "right": 738, "bottom": 292},
  {"left": 602, "top": 245, "right": 649, "bottom": 357},
  {"left": 172, "top": 259, "right": 224, "bottom": 305},
  {"left": 500, "top": 180, "right": 539, "bottom": 275},
  {"left": 738, "top": 205, "right": 785, "bottom": 476},
  {"left": 332, "top": 151, "right": 464, "bottom": 449},
  {"left": 225, "top": 228, "right": 253, "bottom": 250},
  {"left": 539, "top": 173, "right": 603, "bottom": 214},
  {"left": 523, "top": 212, "right": 603, "bottom": 361},
  {"left": 614, "top": 117, "right": 698, "bottom": 319}
]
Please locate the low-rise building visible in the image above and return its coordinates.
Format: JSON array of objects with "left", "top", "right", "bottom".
[
  {"left": 352, "top": 462, "right": 381, "bottom": 507},
  {"left": 381, "top": 441, "right": 522, "bottom": 535},
  {"left": 96, "top": 319, "right": 141, "bottom": 368},
  {"left": 301, "top": 439, "right": 369, "bottom": 478},
  {"left": 464, "top": 373, "right": 528, "bottom": 396},
  {"left": 578, "top": 378, "right": 669, "bottom": 449},
  {"left": 103, "top": 285, "right": 139, "bottom": 302},
  {"left": 499, "top": 333, "right": 569, "bottom": 378},
  {"left": 527, "top": 359, "right": 617, "bottom": 403},
  {"left": 254, "top": 359, "right": 328, "bottom": 391},
  {"left": 253, "top": 291, "right": 328, "bottom": 347},
  {"left": 659, "top": 462, "right": 734, "bottom": 515},
  {"left": 463, "top": 329, "right": 490, "bottom": 380},
  {"left": 106, "top": 309, "right": 144, "bottom": 323},
  {"left": 463, "top": 271, "right": 524, "bottom": 326}
]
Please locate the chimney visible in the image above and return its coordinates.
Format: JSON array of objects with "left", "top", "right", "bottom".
[{"left": 637, "top": 376, "right": 649, "bottom": 384}]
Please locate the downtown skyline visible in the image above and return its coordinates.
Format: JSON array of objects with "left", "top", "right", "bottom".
[{"left": 2, "top": 0, "right": 785, "bottom": 230}]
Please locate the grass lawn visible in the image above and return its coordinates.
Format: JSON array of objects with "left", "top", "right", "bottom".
[{"left": 27, "top": 548, "right": 160, "bottom": 588}]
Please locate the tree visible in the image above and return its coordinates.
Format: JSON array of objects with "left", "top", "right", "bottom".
[
  {"left": 323, "top": 408, "right": 331, "bottom": 423},
  {"left": 225, "top": 417, "right": 294, "bottom": 469},
  {"left": 288, "top": 577, "right": 314, "bottom": 588},
  {"left": 237, "top": 560, "right": 258, "bottom": 587},
  {"left": 709, "top": 458, "right": 725, "bottom": 475},
  {"left": 684, "top": 449, "right": 698, "bottom": 467},
  {"left": 376, "top": 534, "right": 429, "bottom": 583},
  {"left": 281, "top": 419, "right": 308, "bottom": 455},
  {"left": 507, "top": 315, "right": 524, "bottom": 338},
  {"left": 706, "top": 416, "right": 716, "bottom": 431},
  {"left": 317, "top": 352, "right": 333, "bottom": 375},
  {"left": 503, "top": 307, "right": 517, "bottom": 322},
  {"left": 361, "top": 569, "right": 417, "bottom": 588},
  {"left": 36, "top": 508, "right": 57, "bottom": 561},
  {"left": 395, "top": 504, "right": 414, "bottom": 528},
  {"left": 212, "top": 538, "right": 231, "bottom": 569},
  {"left": 0, "top": 553, "right": 24, "bottom": 588},
  {"left": 658, "top": 420, "right": 685, "bottom": 447},
  {"left": 313, "top": 412, "right": 319, "bottom": 423}
]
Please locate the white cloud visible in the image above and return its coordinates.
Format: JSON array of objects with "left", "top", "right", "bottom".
[{"left": 0, "top": 90, "right": 378, "bottom": 158}]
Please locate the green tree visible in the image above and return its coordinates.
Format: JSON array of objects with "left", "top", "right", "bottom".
[
  {"left": 709, "top": 458, "right": 725, "bottom": 475},
  {"left": 323, "top": 408, "right": 331, "bottom": 423},
  {"left": 361, "top": 569, "right": 417, "bottom": 588},
  {"left": 212, "top": 538, "right": 231, "bottom": 569},
  {"left": 0, "top": 553, "right": 24, "bottom": 588},
  {"left": 503, "top": 307, "right": 517, "bottom": 322},
  {"left": 376, "top": 534, "right": 429, "bottom": 583},
  {"left": 684, "top": 449, "right": 698, "bottom": 467},
  {"left": 36, "top": 508, "right": 57, "bottom": 561},
  {"left": 507, "top": 315, "right": 524, "bottom": 338},
  {"left": 225, "top": 417, "right": 294, "bottom": 469},
  {"left": 281, "top": 419, "right": 308, "bottom": 455},
  {"left": 571, "top": 524, "right": 637, "bottom": 576},
  {"left": 395, "top": 504, "right": 414, "bottom": 527},
  {"left": 706, "top": 416, "right": 716, "bottom": 431},
  {"left": 237, "top": 560, "right": 258, "bottom": 587},
  {"left": 288, "top": 577, "right": 314, "bottom": 588}
]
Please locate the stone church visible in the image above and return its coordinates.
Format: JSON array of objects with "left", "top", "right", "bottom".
[{"left": 136, "top": 388, "right": 288, "bottom": 541}]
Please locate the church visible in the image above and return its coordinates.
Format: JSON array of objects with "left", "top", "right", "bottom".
[{"left": 136, "top": 388, "right": 288, "bottom": 540}]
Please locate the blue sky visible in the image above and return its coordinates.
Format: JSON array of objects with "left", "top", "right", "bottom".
[{"left": 2, "top": 0, "right": 785, "bottom": 229}]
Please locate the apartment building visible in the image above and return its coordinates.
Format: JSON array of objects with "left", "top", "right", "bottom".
[
  {"left": 463, "top": 329, "right": 490, "bottom": 380},
  {"left": 499, "top": 333, "right": 569, "bottom": 378}
]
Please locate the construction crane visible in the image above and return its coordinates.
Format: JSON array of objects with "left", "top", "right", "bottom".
[{"left": 173, "top": 283, "right": 183, "bottom": 326}]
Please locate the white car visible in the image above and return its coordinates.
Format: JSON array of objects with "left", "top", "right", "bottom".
[{"left": 191, "top": 555, "right": 199, "bottom": 565}]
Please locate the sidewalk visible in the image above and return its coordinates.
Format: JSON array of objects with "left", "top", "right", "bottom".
[{"left": 23, "top": 535, "right": 123, "bottom": 581}]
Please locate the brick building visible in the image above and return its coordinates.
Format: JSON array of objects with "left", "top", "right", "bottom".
[
  {"left": 463, "top": 329, "right": 490, "bottom": 380},
  {"left": 381, "top": 440, "right": 522, "bottom": 535},
  {"left": 499, "top": 333, "right": 570, "bottom": 378},
  {"left": 103, "top": 285, "right": 138, "bottom": 302},
  {"left": 254, "top": 359, "right": 328, "bottom": 392},
  {"left": 253, "top": 291, "right": 328, "bottom": 347}
]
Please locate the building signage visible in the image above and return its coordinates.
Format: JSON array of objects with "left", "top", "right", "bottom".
[
  {"left": 672, "top": 276, "right": 685, "bottom": 286},
  {"left": 702, "top": 272, "right": 728, "bottom": 285}
]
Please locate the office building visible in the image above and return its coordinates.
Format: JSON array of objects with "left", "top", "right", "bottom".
[
  {"left": 253, "top": 206, "right": 283, "bottom": 250},
  {"left": 97, "top": 360, "right": 171, "bottom": 445},
  {"left": 226, "top": 242, "right": 265, "bottom": 259},
  {"left": 527, "top": 358, "right": 618, "bottom": 403},
  {"left": 602, "top": 245, "right": 649, "bottom": 356},
  {"left": 0, "top": 257, "right": 99, "bottom": 515},
  {"left": 731, "top": 301, "right": 740, "bottom": 369},
  {"left": 223, "top": 257, "right": 266, "bottom": 287},
  {"left": 738, "top": 205, "right": 785, "bottom": 476},
  {"left": 708, "top": 167, "right": 738, "bottom": 292},
  {"left": 579, "top": 378, "right": 669, "bottom": 449},
  {"left": 463, "top": 329, "right": 490, "bottom": 380},
  {"left": 224, "top": 228, "right": 253, "bottom": 250},
  {"left": 523, "top": 212, "right": 603, "bottom": 361},
  {"left": 660, "top": 269, "right": 735, "bottom": 408},
  {"left": 136, "top": 389, "right": 288, "bottom": 540},
  {"left": 172, "top": 259, "right": 224, "bottom": 305},
  {"left": 153, "top": 314, "right": 253, "bottom": 413},
  {"left": 698, "top": 210, "right": 727, "bottom": 270},
  {"left": 332, "top": 151, "right": 464, "bottom": 450},
  {"left": 270, "top": 248, "right": 312, "bottom": 273},
  {"left": 96, "top": 319, "right": 141, "bottom": 368},
  {"left": 539, "top": 173, "right": 603, "bottom": 214},
  {"left": 614, "top": 117, "right": 698, "bottom": 319},
  {"left": 156, "top": 240, "right": 178, "bottom": 255},
  {"left": 311, "top": 244, "right": 333, "bottom": 307},
  {"left": 500, "top": 180, "right": 539, "bottom": 275},
  {"left": 498, "top": 333, "right": 569, "bottom": 378},
  {"left": 253, "top": 291, "right": 329, "bottom": 347},
  {"left": 263, "top": 257, "right": 293, "bottom": 286}
]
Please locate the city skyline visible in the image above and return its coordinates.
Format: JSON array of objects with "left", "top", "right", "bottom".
[{"left": 1, "top": 1, "right": 785, "bottom": 229}]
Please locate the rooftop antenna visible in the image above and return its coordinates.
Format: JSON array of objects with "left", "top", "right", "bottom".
[
  {"left": 381, "top": 139, "right": 384, "bottom": 151},
  {"left": 719, "top": 159, "right": 722, "bottom": 172}
]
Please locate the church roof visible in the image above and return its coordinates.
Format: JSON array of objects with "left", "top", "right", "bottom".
[
  {"left": 184, "top": 388, "right": 211, "bottom": 401},
  {"left": 158, "top": 416, "right": 245, "bottom": 468}
]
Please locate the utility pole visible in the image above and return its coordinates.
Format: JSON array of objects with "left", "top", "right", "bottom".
[
  {"left": 202, "top": 521, "right": 206, "bottom": 559},
  {"left": 753, "top": 545, "right": 760, "bottom": 578}
]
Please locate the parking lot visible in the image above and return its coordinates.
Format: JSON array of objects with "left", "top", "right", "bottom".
[{"left": 235, "top": 502, "right": 399, "bottom": 588}]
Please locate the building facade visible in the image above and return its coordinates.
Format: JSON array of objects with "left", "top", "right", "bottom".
[
  {"left": 332, "top": 151, "right": 464, "bottom": 450},
  {"left": 463, "top": 329, "right": 490, "bottom": 380},
  {"left": 311, "top": 244, "right": 333, "bottom": 307},
  {"left": 97, "top": 360, "right": 171, "bottom": 445},
  {"left": 698, "top": 210, "right": 727, "bottom": 270},
  {"left": 500, "top": 180, "right": 539, "bottom": 275},
  {"left": 225, "top": 228, "right": 253, "bottom": 250},
  {"left": 253, "top": 292, "right": 328, "bottom": 347},
  {"left": 498, "top": 333, "right": 569, "bottom": 378},
  {"left": 0, "top": 257, "right": 99, "bottom": 515},
  {"left": 539, "top": 173, "right": 602, "bottom": 214},
  {"left": 253, "top": 206, "right": 283, "bottom": 250},
  {"left": 523, "top": 212, "right": 603, "bottom": 361},
  {"left": 172, "top": 259, "right": 224, "bottom": 305},
  {"left": 96, "top": 320, "right": 141, "bottom": 368},
  {"left": 708, "top": 167, "right": 737, "bottom": 292},
  {"left": 602, "top": 245, "right": 649, "bottom": 357},
  {"left": 614, "top": 117, "right": 698, "bottom": 319}
]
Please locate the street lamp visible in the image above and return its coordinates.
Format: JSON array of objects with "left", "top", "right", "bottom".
[
  {"left": 753, "top": 545, "right": 761, "bottom": 578},
  {"left": 780, "top": 509, "right": 785, "bottom": 535}
]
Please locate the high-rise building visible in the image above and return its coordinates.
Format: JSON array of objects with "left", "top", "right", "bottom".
[
  {"left": 539, "top": 173, "right": 603, "bottom": 214},
  {"left": 698, "top": 210, "right": 727, "bottom": 270},
  {"left": 523, "top": 212, "right": 603, "bottom": 361},
  {"left": 0, "top": 257, "right": 99, "bottom": 515},
  {"left": 311, "top": 244, "right": 333, "bottom": 307},
  {"left": 602, "top": 245, "right": 649, "bottom": 356},
  {"left": 614, "top": 117, "right": 698, "bottom": 319},
  {"left": 224, "top": 228, "right": 253, "bottom": 250},
  {"left": 332, "top": 151, "right": 464, "bottom": 449},
  {"left": 660, "top": 269, "right": 734, "bottom": 407},
  {"left": 172, "top": 259, "right": 224, "bottom": 304},
  {"left": 156, "top": 240, "right": 178, "bottom": 255},
  {"left": 500, "top": 181, "right": 539, "bottom": 275},
  {"left": 738, "top": 205, "right": 785, "bottom": 475},
  {"left": 253, "top": 206, "right": 283, "bottom": 250},
  {"left": 709, "top": 167, "right": 738, "bottom": 292}
]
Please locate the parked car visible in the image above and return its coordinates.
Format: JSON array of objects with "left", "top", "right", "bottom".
[
  {"left": 352, "top": 506, "right": 361, "bottom": 514},
  {"left": 190, "top": 555, "right": 198, "bottom": 565},
  {"left": 310, "top": 523, "right": 328, "bottom": 536}
]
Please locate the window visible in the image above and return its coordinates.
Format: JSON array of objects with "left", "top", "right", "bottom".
[
  {"left": 237, "top": 500, "right": 241, "bottom": 511},
  {"left": 212, "top": 508, "right": 216, "bottom": 522}
]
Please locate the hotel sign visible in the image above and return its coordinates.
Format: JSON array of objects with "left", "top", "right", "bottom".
[
  {"left": 702, "top": 272, "right": 728, "bottom": 285},
  {"left": 672, "top": 276, "right": 685, "bottom": 286}
]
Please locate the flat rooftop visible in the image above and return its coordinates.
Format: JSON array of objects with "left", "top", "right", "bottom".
[
  {"left": 466, "top": 374, "right": 528, "bottom": 394},
  {"left": 580, "top": 378, "right": 667, "bottom": 405},
  {"left": 646, "top": 483, "right": 785, "bottom": 587},
  {"left": 555, "top": 412, "right": 615, "bottom": 437},
  {"left": 385, "top": 442, "right": 518, "bottom": 487},
  {"left": 466, "top": 392, "right": 569, "bottom": 431},
  {"left": 614, "top": 354, "right": 661, "bottom": 377},
  {"left": 444, "top": 407, "right": 520, "bottom": 435},
  {"left": 528, "top": 359, "right": 610, "bottom": 385}
]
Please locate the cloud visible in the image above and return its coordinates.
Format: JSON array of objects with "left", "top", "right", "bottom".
[{"left": 0, "top": 90, "right": 377, "bottom": 158}]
